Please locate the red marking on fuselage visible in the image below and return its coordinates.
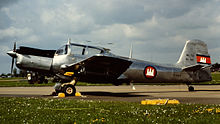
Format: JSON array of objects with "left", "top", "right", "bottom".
[{"left": 144, "top": 66, "right": 157, "bottom": 79}]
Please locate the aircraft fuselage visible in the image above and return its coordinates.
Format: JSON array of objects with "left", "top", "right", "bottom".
[{"left": 8, "top": 39, "right": 212, "bottom": 85}]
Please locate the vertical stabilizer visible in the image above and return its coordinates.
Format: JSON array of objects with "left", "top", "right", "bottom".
[{"left": 176, "top": 39, "right": 211, "bottom": 67}]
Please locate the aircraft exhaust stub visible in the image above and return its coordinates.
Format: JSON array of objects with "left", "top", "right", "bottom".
[{"left": 144, "top": 66, "right": 157, "bottom": 79}]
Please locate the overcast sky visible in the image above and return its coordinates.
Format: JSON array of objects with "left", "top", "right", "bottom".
[{"left": 0, "top": 0, "right": 220, "bottom": 74}]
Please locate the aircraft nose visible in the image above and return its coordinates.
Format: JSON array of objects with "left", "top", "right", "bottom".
[{"left": 7, "top": 51, "right": 17, "bottom": 58}]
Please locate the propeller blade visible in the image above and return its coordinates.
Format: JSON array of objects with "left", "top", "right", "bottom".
[
  {"left": 10, "top": 42, "right": 16, "bottom": 76},
  {"left": 13, "top": 42, "right": 16, "bottom": 52},
  {"left": 11, "top": 58, "right": 14, "bottom": 76}
]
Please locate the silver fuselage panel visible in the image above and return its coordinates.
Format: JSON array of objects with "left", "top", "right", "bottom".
[{"left": 16, "top": 53, "right": 53, "bottom": 72}]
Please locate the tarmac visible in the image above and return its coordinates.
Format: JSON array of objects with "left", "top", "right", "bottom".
[{"left": 0, "top": 85, "right": 220, "bottom": 104}]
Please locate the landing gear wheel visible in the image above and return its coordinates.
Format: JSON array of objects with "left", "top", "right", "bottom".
[
  {"left": 188, "top": 86, "right": 194, "bottom": 91},
  {"left": 62, "top": 85, "right": 76, "bottom": 96}
]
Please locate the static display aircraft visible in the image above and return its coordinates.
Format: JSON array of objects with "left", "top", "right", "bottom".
[{"left": 7, "top": 39, "right": 212, "bottom": 96}]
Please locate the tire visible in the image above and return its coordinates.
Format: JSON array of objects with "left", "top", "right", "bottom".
[
  {"left": 188, "top": 86, "right": 194, "bottom": 91},
  {"left": 62, "top": 85, "right": 76, "bottom": 96}
]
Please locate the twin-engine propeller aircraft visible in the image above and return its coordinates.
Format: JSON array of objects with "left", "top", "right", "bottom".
[{"left": 7, "top": 39, "right": 212, "bottom": 96}]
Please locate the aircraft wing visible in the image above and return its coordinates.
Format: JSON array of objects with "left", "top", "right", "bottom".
[{"left": 62, "top": 55, "right": 132, "bottom": 80}]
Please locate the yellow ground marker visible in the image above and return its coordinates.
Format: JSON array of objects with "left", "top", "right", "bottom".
[
  {"left": 216, "top": 108, "right": 220, "bottom": 113},
  {"left": 58, "top": 93, "right": 65, "bottom": 98},
  {"left": 75, "top": 92, "right": 82, "bottom": 97},
  {"left": 167, "top": 99, "right": 180, "bottom": 104},
  {"left": 141, "top": 99, "right": 180, "bottom": 105}
]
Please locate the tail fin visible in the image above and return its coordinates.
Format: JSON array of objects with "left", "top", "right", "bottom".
[{"left": 176, "top": 39, "right": 211, "bottom": 67}]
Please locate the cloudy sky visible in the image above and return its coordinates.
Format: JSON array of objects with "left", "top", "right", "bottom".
[{"left": 0, "top": 0, "right": 220, "bottom": 74}]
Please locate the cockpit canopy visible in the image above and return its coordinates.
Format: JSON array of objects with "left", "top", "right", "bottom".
[
  {"left": 56, "top": 45, "right": 68, "bottom": 55},
  {"left": 55, "top": 43, "right": 108, "bottom": 56}
]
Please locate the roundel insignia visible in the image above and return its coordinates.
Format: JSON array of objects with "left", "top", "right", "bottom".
[{"left": 144, "top": 66, "right": 157, "bottom": 79}]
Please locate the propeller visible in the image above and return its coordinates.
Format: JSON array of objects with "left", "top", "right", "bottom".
[
  {"left": 13, "top": 42, "right": 16, "bottom": 52},
  {"left": 10, "top": 42, "right": 16, "bottom": 76}
]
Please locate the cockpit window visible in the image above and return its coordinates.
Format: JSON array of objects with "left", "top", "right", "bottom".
[
  {"left": 70, "top": 44, "right": 102, "bottom": 55},
  {"left": 87, "top": 48, "right": 101, "bottom": 55},
  {"left": 56, "top": 44, "right": 103, "bottom": 56},
  {"left": 70, "top": 45, "right": 84, "bottom": 55},
  {"left": 56, "top": 45, "right": 68, "bottom": 55}
]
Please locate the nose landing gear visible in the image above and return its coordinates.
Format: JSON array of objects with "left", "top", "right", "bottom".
[
  {"left": 54, "top": 78, "right": 78, "bottom": 96},
  {"left": 62, "top": 85, "right": 76, "bottom": 96}
]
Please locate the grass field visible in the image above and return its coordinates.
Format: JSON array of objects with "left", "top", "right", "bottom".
[
  {"left": 0, "top": 72, "right": 220, "bottom": 87},
  {"left": 0, "top": 78, "right": 55, "bottom": 87},
  {"left": 0, "top": 97, "right": 220, "bottom": 123},
  {"left": 201, "top": 72, "right": 220, "bottom": 84}
]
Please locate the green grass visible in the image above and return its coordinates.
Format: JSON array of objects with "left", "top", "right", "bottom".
[
  {"left": 0, "top": 79, "right": 55, "bottom": 87},
  {"left": 0, "top": 77, "right": 24, "bottom": 80},
  {"left": 0, "top": 97, "right": 220, "bottom": 123},
  {"left": 202, "top": 72, "right": 220, "bottom": 84}
]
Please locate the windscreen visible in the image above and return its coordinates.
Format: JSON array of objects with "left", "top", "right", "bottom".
[{"left": 55, "top": 45, "right": 68, "bottom": 55}]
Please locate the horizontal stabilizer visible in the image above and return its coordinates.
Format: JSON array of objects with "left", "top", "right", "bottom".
[
  {"left": 182, "top": 64, "right": 211, "bottom": 71},
  {"left": 182, "top": 65, "right": 203, "bottom": 71}
]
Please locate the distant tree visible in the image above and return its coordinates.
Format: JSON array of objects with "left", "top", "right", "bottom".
[
  {"left": 0, "top": 73, "right": 7, "bottom": 78},
  {"left": 211, "top": 63, "right": 220, "bottom": 72},
  {"left": 7, "top": 73, "right": 11, "bottom": 77},
  {"left": 13, "top": 68, "right": 18, "bottom": 77},
  {"left": 19, "top": 69, "right": 27, "bottom": 77}
]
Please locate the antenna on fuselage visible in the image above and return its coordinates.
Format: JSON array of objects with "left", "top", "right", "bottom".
[
  {"left": 129, "top": 43, "right": 133, "bottom": 59},
  {"left": 67, "top": 38, "right": 71, "bottom": 45},
  {"left": 66, "top": 38, "right": 72, "bottom": 55}
]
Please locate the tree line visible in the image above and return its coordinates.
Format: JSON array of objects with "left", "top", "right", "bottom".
[{"left": 0, "top": 68, "right": 27, "bottom": 78}]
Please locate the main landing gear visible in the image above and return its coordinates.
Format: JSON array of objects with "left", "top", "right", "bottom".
[
  {"left": 186, "top": 83, "right": 194, "bottom": 91},
  {"left": 27, "top": 73, "right": 48, "bottom": 84},
  {"left": 54, "top": 78, "right": 77, "bottom": 96},
  {"left": 188, "top": 86, "right": 194, "bottom": 91}
]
